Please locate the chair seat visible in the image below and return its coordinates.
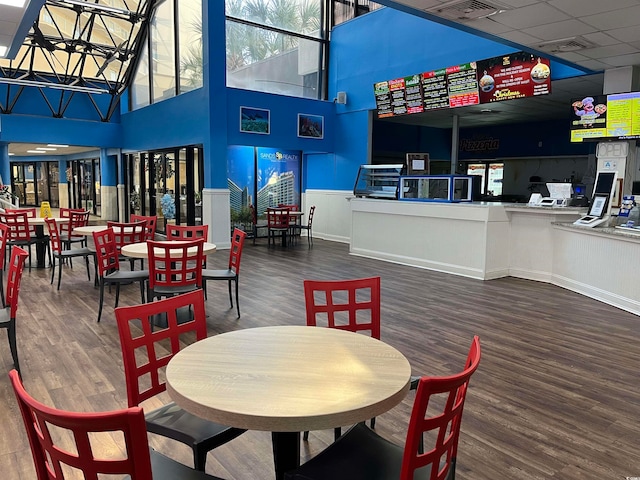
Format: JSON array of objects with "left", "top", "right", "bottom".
[
  {"left": 59, "top": 247, "right": 95, "bottom": 259},
  {"left": 128, "top": 448, "right": 226, "bottom": 480},
  {"left": 285, "top": 423, "right": 432, "bottom": 480},
  {"left": 0, "top": 306, "right": 10, "bottom": 326},
  {"left": 151, "top": 284, "right": 200, "bottom": 296},
  {"left": 146, "top": 402, "right": 246, "bottom": 450},
  {"left": 104, "top": 269, "right": 149, "bottom": 283},
  {"left": 202, "top": 268, "right": 236, "bottom": 280}
]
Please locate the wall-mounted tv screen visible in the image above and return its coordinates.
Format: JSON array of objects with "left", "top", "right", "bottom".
[{"left": 570, "top": 91, "right": 640, "bottom": 142}]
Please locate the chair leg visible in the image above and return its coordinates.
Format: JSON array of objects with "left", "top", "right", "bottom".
[
  {"left": 202, "top": 279, "right": 208, "bottom": 300},
  {"left": 139, "top": 281, "right": 145, "bottom": 304},
  {"left": 7, "top": 319, "right": 20, "bottom": 376},
  {"left": 114, "top": 284, "right": 121, "bottom": 308},
  {"left": 0, "top": 270, "right": 4, "bottom": 307},
  {"left": 97, "top": 282, "right": 105, "bottom": 323},
  {"left": 334, "top": 427, "right": 341, "bottom": 441},
  {"left": 50, "top": 258, "right": 56, "bottom": 285},
  {"left": 84, "top": 256, "right": 91, "bottom": 281},
  {"left": 235, "top": 278, "right": 240, "bottom": 318},
  {"left": 57, "top": 257, "right": 63, "bottom": 290},
  {"left": 303, "top": 431, "right": 309, "bottom": 441},
  {"left": 227, "top": 279, "right": 233, "bottom": 308},
  {"left": 370, "top": 417, "right": 376, "bottom": 429},
  {"left": 194, "top": 447, "right": 207, "bottom": 472}
]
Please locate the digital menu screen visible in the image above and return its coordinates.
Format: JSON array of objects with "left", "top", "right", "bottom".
[
  {"left": 446, "top": 62, "right": 480, "bottom": 108},
  {"left": 569, "top": 93, "right": 640, "bottom": 143},
  {"left": 476, "top": 52, "right": 551, "bottom": 104},
  {"left": 373, "top": 52, "right": 551, "bottom": 119}
]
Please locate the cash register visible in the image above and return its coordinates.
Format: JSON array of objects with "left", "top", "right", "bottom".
[{"left": 573, "top": 170, "right": 617, "bottom": 228}]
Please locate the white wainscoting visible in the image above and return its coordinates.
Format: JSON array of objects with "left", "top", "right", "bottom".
[{"left": 303, "top": 190, "right": 353, "bottom": 244}]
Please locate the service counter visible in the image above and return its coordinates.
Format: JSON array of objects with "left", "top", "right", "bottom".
[{"left": 349, "top": 198, "right": 640, "bottom": 315}]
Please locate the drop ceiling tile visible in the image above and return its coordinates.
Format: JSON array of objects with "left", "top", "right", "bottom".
[
  {"left": 553, "top": 51, "right": 590, "bottom": 62},
  {"left": 496, "top": 30, "right": 543, "bottom": 45},
  {"left": 401, "top": 0, "right": 442, "bottom": 10},
  {"left": 462, "top": 17, "right": 513, "bottom": 35},
  {"left": 488, "top": 3, "right": 570, "bottom": 30},
  {"left": 581, "top": 6, "right": 640, "bottom": 30},
  {"left": 576, "top": 59, "right": 615, "bottom": 71},
  {"left": 579, "top": 44, "right": 638, "bottom": 60},
  {"left": 607, "top": 25, "right": 640, "bottom": 43},
  {"left": 498, "top": 0, "right": 540, "bottom": 7},
  {"left": 581, "top": 31, "right": 621, "bottom": 47},
  {"left": 549, "top": 0, "right": 639, "bottom": 17},
  {"left": 606, "top": 52, "right": 640, "bottom": 67},
  {"left": 522, "top": 19, "right": 597, "bottom": 41}
]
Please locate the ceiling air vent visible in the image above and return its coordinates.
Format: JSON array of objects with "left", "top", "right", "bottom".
[
  {"left": 427, "top": 0, "right": 509, "bottom": 21},
  {"left": 536, "top": 36, "right": 598, "bottom": 54}
]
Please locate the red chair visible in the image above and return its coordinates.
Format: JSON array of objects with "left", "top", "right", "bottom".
[
  {"left": 166, "top": 224, "right": 209, "bottom": 268},
  {"left": 114, "top": 290, "right": 245, "bottom": 471},
  {"left": 60, "top": 208, "right": 89, "bottom": 249},
  {"left": 299, "top": 205, "right": 316, "bottom": 247},
  {"left": 202, "top": 228, "right": 247, "bottom": 317},
  {"left": 0, "top": 211, "right": 49, "bottom": 272},
  {"left": 267, "top": 207, "right": 290, "bottom": 247},
  {"left": 0, "top": 247, "right": 29, "bottom": 375},
  {"left": 0, "top": 223, "right": 8, "bottom": 305},
  {"left": 131, "top": 214, "right": 158, "bottom": 241},
  {"left": 92, "top": 228, "right": 148, "bottom": 323},
  {"left": 302, "top": 276, "right": 381, "bottom": 440},
  {"left": 284, "top": 336, "right": 482, "bottom": 480},
  {"left": 147, "top": 238, "right": 204, "bottom": 302},
  {"left": 45, "top": 218, "right": 94, "bottom": 290},
  {"left": 107, "top": 220, "right": 147, "bottom": 269},
  {"left": 8, "top": 369, "right": 227, "bottom": 480}
]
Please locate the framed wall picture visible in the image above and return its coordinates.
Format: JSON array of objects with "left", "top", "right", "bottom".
[
  {"left": 240, "top": 107, "right": 270, "bottom": 134},
  {"left": 298, "top": 114, "right": 324, "bottom": 139}
]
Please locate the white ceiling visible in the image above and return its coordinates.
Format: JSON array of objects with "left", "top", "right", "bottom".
[
  {"left": 9, "top": 143, "right": 97, "bottom": 157},
  {"left": 377, "top": 0, "right": 640, "bottom": 128}
]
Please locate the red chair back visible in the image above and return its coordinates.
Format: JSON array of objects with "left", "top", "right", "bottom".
[
  {"left": 0, "top": 223, "right": 9, "bottom": 270},
  {"left": 228, "top": 228, "right": 247, "bottom": 275},
  {"left": 6, "top": 207, "right": 36, "bottom": 218},
  {"left": 6, "top": 246, "right": 28, "bottom": 318},
  {"left": 44, "top": 218, "right": 63, "bottom": 255},
  {"left": 130, "top": 214, "right": 157, "bottom": 241},
  {"left": 303, "top": 276, "right": 381, "bottom": 339},
  {"left": 107, "top": 220, "right": 147, "bottom": 249},
  {"left": 147, "top": 239, "right": 204, "bottom": 291},
  {"left": 400, "top": 336, "right": 482, "bottom": 480},
  {"left": 9, "top": 369, "right": 154, "bottom": 480},
  {"left": 92, "top": 228, "right": 120, "bottom": 277},
  {"left": 0, "top": 211, "right": 32, "bottom": 242},
  {"left": 267, "top": 208, "right": 290, "bottom": 230},
  {"left": 166, "top": 223, "right": 209, "bottom": 240},
  {"left": 114, "top": 290, "right": 208, "bottom": 406},
  {"left": 306, "top": 205, "right": 316, "bottom": 228}
]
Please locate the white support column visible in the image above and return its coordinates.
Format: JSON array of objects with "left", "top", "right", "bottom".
[{"left": 202, "top": 188, "right": 231, "bottom": 249}]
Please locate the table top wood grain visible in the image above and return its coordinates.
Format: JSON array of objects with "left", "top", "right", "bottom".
[
  {"left": 166, "top": 325, "right": 411, "bottom": 432},
  {"left": 120, "top": 240, "right": 217, "bottom": 258}
]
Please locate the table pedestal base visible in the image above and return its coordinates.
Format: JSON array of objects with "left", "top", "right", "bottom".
[{"left": 272, "top": 431, "right": 300, "bottom": 480}]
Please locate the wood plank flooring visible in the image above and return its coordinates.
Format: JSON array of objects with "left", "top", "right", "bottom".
[{"left": 1, "top": 238, "right": 639, "bottom": 479}]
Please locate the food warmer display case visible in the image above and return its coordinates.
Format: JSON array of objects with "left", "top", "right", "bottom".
[{"left": 353, "top": 164, "right": 403, "bottom": 199}]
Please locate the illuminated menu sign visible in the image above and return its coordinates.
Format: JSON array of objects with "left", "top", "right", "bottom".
[
  {"left": 373, "top": 52, "right": 552, "bottom": 119},
  {"left": 570, "top": 91, "right": 640, "bottom": 142},
  {"left": 477, "top": 52, "right": 551, "bottom": 104},
  {"left": 446, "top": 62, "right": 479, "bottom": 108}
]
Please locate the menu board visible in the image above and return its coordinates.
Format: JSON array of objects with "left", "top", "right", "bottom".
[
  {"left": 446, "top": 62, "right": 480, "bottom": 108},
  {"left": 571, "top": 92, "right": 640, "bottom": 142},
  {"left": 421, "top": 68, "right": 449, "bottom": 110},
  {"left": 476, "top": 52, "right": 551, "bottom": 104},
  {"left": 373, "top": 52, "right": 551, "bottom": 119},
  {"left": 373, "top": 81, "right": 393, "bottom": 118}
]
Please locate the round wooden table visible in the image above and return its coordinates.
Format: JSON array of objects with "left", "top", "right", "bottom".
[
  {"left": 166, "top": 325, "right": 411, "bottom": 480},
  {"left": 120, "top": 240, "right": 217, "bottom": 258},
  {"left": 71, "top": 225, "right": 110, "bottom": 236}
]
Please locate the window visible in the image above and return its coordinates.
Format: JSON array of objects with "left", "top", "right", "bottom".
[{"left": 225, "top": 0, "right": 328, "bottom": 99}]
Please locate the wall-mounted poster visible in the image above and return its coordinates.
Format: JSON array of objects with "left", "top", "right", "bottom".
[
  {"left": 240, "top": 107, "right": 270, "bottom": 134},
  {"left": 298, "top": 114, "right": 324, "bottom": 139}
]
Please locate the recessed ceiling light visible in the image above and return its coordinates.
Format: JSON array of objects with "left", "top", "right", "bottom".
[
  {"left": 8, "top": 153, "right": 14, "bottom": 156},
  {"left": 0, "top": 46, "right": 6, "bottom": 57},
  {"left": 36, "top": 147, "right": 58, "bottom": 151},
  {"left": 0, "top": 1, "right": 26, "bottom": 7},
  {"left": 48, "top": 144, "right": 69, "bottom": 148},
  {"left": 26, "top": 150, "right": 47, "bottom": 153}
]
